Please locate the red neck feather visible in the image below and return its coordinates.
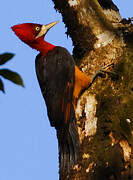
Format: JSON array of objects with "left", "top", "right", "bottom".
[{"left": 28, "top": 38, "right": 55, "bottom": 57}]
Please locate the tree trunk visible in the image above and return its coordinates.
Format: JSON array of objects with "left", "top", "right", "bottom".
[{"left": 52, "top": 0, "right": 133, "bottom": 179}]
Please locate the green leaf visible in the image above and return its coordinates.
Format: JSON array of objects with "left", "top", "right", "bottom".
[
  {"left": 0, "top": 69, "right": 24, "bottom": 87},
  {"left": 0, "top": 78, "right": 5, "bottom": 93},
  {"left": 0, "top": 53, "right": 14, "bottom": 65}
]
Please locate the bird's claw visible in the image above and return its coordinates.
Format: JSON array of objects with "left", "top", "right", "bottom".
[
  {"left": 89, "top": 63, "right": 117, "bottom": 87},
  {"left": 98, "top": 63, "right": 119, "bottom": 80},
  {"left": 96, "top": 63, "right": 115, "bottom": 78},
  {"left": 92, "top": 63, "right": 114, "bottom": 80}
]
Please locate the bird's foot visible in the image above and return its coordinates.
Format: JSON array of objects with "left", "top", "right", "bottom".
[
  {"left": 96, "top": 63, "right": 114, "bottom": 78},
  {"left": 89, "top": 63, "right": 118, "bottom": 87}
]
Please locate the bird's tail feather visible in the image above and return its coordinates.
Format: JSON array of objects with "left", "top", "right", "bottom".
[{"left": 57, "top": 119, "right": 79, "bottom": 175}]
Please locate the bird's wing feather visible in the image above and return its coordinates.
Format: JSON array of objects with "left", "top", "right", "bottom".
[{"left": 35, "top": 46, "right": 75, "bottom": 127}]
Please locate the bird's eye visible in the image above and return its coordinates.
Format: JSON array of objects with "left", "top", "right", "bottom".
[{"left": 35, "top": 26, "right": 40, "bottom": 31}]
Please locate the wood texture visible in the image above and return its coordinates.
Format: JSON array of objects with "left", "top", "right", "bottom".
[{"left": 52, "top": 0, "right": 133, "bottom": 179}]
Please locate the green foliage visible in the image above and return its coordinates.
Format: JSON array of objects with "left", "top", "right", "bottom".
[
  {"left": 0, "top": 78, "right": 4, "bottom": 93},
  {"left": 0, "top": 53, "right": 14, "bottom": 65},
  {"left": 0, "top": 53, "right": 24, "bottom": 93}
]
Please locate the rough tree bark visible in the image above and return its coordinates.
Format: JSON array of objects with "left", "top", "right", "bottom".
[{"left": 52, "top": 0, "right": 133, "bottom": 179}]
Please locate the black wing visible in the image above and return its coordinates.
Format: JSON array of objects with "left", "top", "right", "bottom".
[{"left": 35, "top": 46, "right": 75, "bottom": 128}]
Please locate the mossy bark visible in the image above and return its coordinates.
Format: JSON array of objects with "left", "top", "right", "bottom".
[{"left": 52, "top": 0, "right": 133, "bottom": 179}]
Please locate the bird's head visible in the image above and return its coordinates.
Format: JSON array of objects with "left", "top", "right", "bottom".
[{"left": 11, "top": 21, "right": 58, "bottom": 50}]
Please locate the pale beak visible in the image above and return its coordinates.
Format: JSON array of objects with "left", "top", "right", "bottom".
[
  {"left": 35, "top": 21, "right": 59, "bottom": 39},
  {"left": 45, "top": 21, "right": 59, "bottom": 30}
]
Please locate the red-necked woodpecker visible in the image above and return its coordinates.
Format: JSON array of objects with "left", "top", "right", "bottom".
[{"left": 11, "top": 21, "right": 113, "bottom": 173}]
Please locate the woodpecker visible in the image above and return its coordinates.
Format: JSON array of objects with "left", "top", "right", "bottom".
[{"left": 11, "top": 21, "right": 112, "bottom": 173}]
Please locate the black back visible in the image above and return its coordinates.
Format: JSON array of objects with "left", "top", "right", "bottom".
[
  {"left": 35, "top": 46, "right": 75, "bottom": 127},
  {"left": 35, "top": 46, "right": 79, "bottom": 173}
]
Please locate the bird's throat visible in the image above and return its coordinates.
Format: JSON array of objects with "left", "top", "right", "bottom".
[{"left": 29, "top": 39, "right": 56, "bottom": 57}]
